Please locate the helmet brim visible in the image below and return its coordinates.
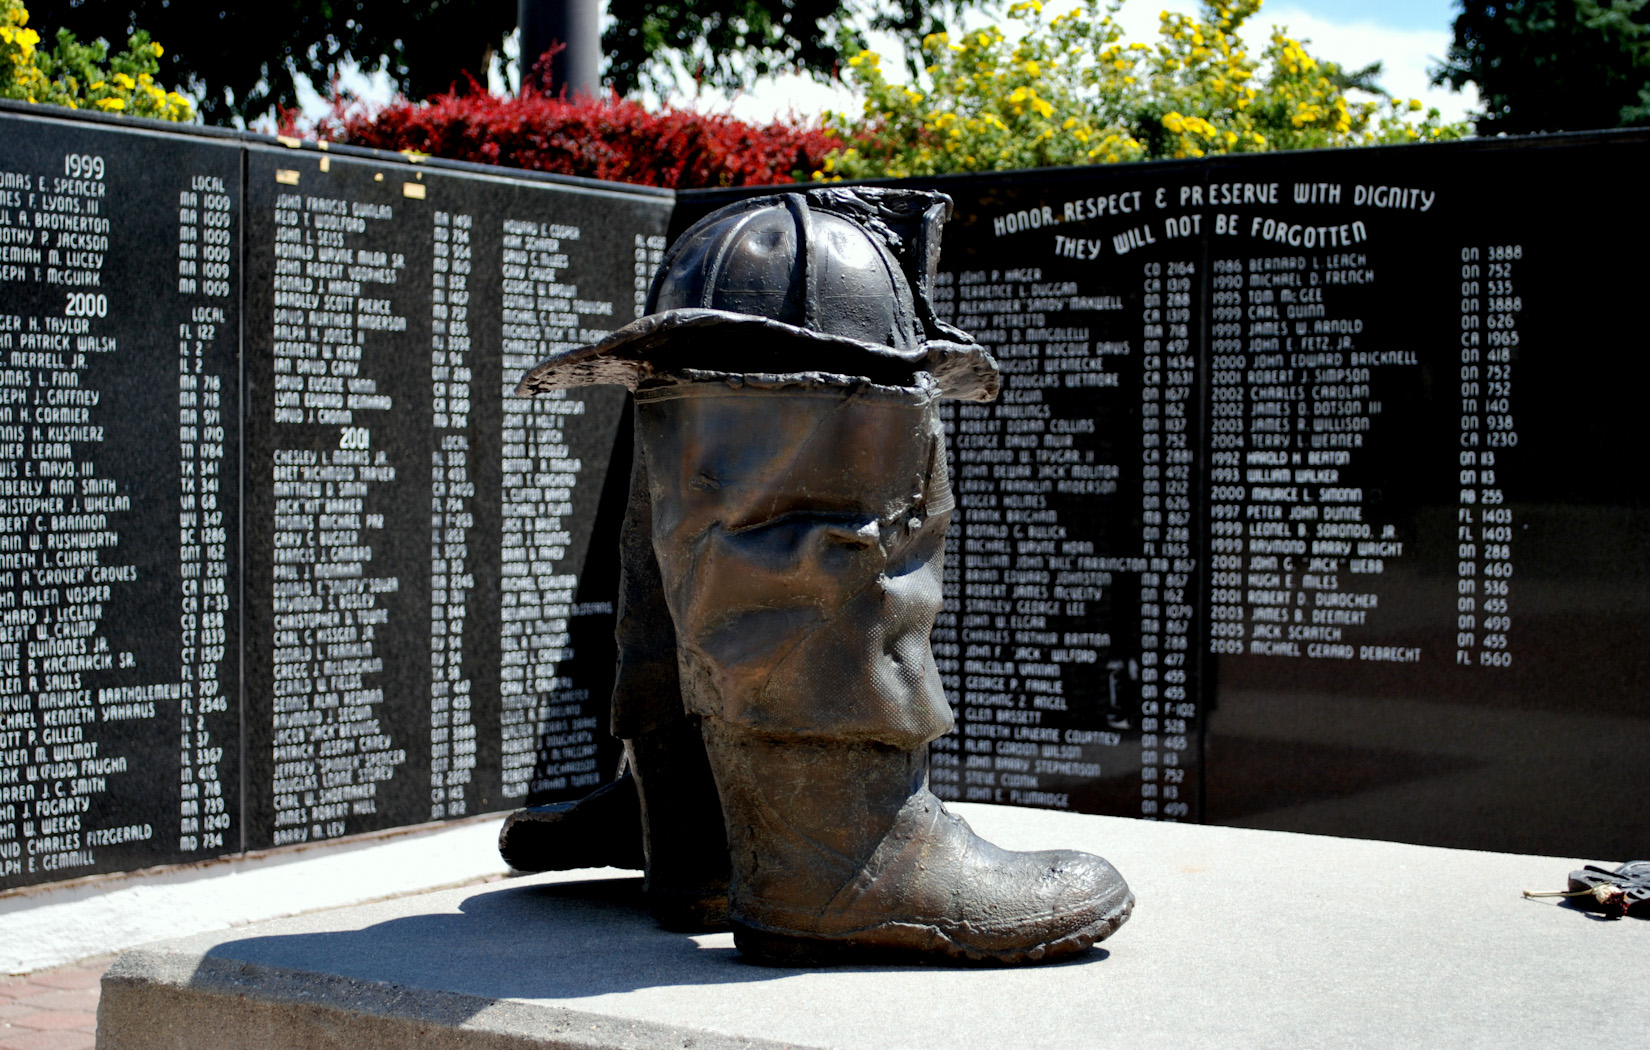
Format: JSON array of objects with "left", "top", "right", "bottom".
[{"left": 516, "top": 308, "right": 1000, "bottom": 402}]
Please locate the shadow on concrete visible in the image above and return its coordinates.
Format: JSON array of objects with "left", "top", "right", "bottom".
[
  {"left": 197, "top": 875, "right": 1112, "bottom": 1012},
  {"left": 197, "top": 877, "right": 772, "bottom": 1003}
]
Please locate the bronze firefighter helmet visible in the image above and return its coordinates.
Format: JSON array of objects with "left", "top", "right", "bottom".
[{"left": 516, "top": 187, "right": 999, "bottom": 401}]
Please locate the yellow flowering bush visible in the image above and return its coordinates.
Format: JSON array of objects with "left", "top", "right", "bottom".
[
  {"left": 1, "top": 0, "right": 192, "bottom": 120},
  {"left": 820, "top": 0, "right": 1468, "bottom": 179},
  {"left": 0, "top": 0, "right": 41, "bottom": 96}
]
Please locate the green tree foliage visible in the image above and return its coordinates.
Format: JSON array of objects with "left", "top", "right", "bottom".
[
  {"left": 2, "top": 0, "right": 192, "bottom": 118},
  {"left": 29, "top": 1, "right": 977, "bottom": 125},
  {"left": 25, "top": 0, "right": 516, "bottom": 125},
  {"left": 602, "top": 0, "right": 977, "bottom": 97},
  {"left": 1435, "top": 0, "right": 1650, "bottom": 132},
  {"left": 821, "top": 0, "right": 1467, "bottom": 179}
]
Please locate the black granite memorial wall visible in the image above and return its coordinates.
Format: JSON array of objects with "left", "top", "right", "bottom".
[
  {"left": 1184, "top": 140, "right": 1650, "bottom": 857},
  {"left": 4, "top": 99, "right": 1646, "bottom": 891},
  {"left": 0, "top": 109, "right": 247, "bottom": 886},
  {"left": 0, "top": 103, "right": 669, "bottom": 888},
  {"left": 920, "top": 168, "right": 1211, "bottom": 828},
  {"left": 237, "top": 142, "right": 667, "bottom": 850},
  {"left": 679, "top": 129, "right": 1650, "bottom": 859},
  {"left": 936, "top": 136, "right": 1649, "bottom": 859}
]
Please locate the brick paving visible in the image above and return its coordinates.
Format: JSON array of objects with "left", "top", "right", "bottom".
[
  {"left": 0, "top": 957, "right": 110, "bottom": 1050},
  {"left": 0, "top": 870, "right": 510, "bottom": 1049}
]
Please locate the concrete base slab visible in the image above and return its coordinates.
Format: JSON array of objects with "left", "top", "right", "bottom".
[
  {"left": 2, "top": 815, "right": 510, "bottom": 974},
  {"left": 97, "top": 804, "right": 1646, "bottom": 1049}
]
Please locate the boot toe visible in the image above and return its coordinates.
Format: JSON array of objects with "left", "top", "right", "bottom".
[
  {"left": 1041, "top": 848, "right": 1132, "bottom": 923},
  {"left": 1031, "top": 848, "right": 1135, "bottom": 955},
  {"left": 950, "top": 843, "right": 1133, "bottom": 962},
  {"left": 497, "top": 774, "right": 646, "bottom": 872},
  {"left": 732, "top": 797, "right": 1133, "bottom": 965}
]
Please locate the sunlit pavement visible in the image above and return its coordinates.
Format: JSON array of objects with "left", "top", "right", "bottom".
[{"left": 0, "top": 957, "right": 111, "bottom": 1050}]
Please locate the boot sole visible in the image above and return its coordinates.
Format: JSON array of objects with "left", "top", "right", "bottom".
[{"left": 732, "top": 891, "right": 1134, "bottom": 967}]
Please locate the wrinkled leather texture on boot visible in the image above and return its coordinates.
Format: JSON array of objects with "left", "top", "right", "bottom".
[{"left": 637, "top": 373, "right": 955, "bottom": 748}]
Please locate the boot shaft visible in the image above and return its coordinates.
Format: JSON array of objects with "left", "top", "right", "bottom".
[
  {"left": 701, "top": 721, "right": 927, "bottom": 911},
  {"left": 635, "top": 373, "right": 955, "bottom": 749}
]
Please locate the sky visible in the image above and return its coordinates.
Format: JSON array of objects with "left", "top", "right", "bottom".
[{"left": 295, "top": 0, "right": 1479, "bottom": 126}]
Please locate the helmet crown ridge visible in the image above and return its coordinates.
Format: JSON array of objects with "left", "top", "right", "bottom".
[
  {"left": 516, "top": 187, "right": 1001, "bottom": 402},
  {"left": 652, "top": 198, "right": 807, "bottom": 325},
  {"left": 650, "top": 192, "right": 919, "bottom": 352}
]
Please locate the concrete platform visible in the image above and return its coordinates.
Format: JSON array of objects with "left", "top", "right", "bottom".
[
  {"left": 2, "top": 815, "right": 511, "bottom": 975},
  {"left": 96, "top": 804, "right": 1646, "bottom": 1049}
]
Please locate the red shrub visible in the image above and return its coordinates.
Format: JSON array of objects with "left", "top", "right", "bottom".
[{"left": 287, "top": 83, "right": 839, "bottom": 189}]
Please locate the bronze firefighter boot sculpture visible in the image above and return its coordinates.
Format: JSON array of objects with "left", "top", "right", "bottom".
[{"left": 513, "top": 187, "right": 1133, "bottom": 963}]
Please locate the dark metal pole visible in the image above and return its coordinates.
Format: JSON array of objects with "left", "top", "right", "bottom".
[{"left": 518, "top": 0, "right": 602, "bottom": 97}]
